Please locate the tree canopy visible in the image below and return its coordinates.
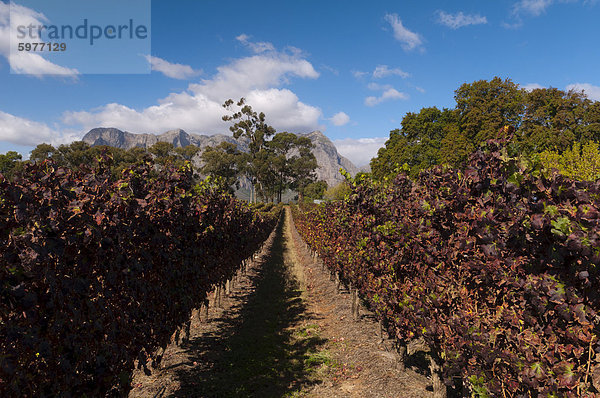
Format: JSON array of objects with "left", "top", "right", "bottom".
[
  {"left": 219, "top": 98, "right": 319, "bottom": 202},
  {"left": 371, "top": 77, "right": 600, "bottom": 179}
]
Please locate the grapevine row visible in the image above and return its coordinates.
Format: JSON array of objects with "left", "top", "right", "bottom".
[
  {"left": 293, "top": 139, "right": 600, "bottom": 396},
  {"left": 0, "top": 159, "right": 280, "bottom": 396}
]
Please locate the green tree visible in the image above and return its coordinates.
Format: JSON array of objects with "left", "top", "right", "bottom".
[
  {"left": 148, "top": 142, "right": 177, "bottom": 167},
  {"left": 0, "top": 151, "right": 23, "bottom": 178},
  {"left": 265, "top": 132, "right": 297, "bottom": 202},
  {"left": 222, "top": 98, "right": 276, "bottom": 203},
  {"left": 439, "top": 124, "right": 474, "bottom": 168},
  {"left": 455, "top": 77, "right": 524, "bottom": 145},
  {"left": 519, "top": 88, "right": 593, "bottom": 153},
  {"left": 30, "top": 143, "right": 56, "bottom": 163},
  {"left": 175, "top": 145, "right": 200, "bottom": 161},
  {"left": 303, "top": 180, "right": 328, "bottom": 200},
  {"left": 371, "top": 107, "right": 458, "bottom": 178},
  {"left": 370, "top": 129, "right": 408, "bottom": 180},
  {"left": 54, "top": 141, "right": 93, "bottom": 168},
  {"left": 324, "top": 181, "right": 351, "bottom": 201},
  {"left": 539, "top": 141, "right": 600, "bottom": 181},
  {"left": 264, "top": 132, "right": 318, "bottom": 202},
  {"left": 288, "top": 137, "right": 318, "bottom": 201},
  {"left": 580, "top": 101, "right": 600, "bottom": 142},
  {"left": 200, "top": 142, "right": 242, "bottom": 193}
]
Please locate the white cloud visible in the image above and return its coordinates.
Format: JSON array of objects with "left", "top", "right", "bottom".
[
  {"left": 415, "top": 86, "right": 426, "bottom": 93},
  {"left": 365, "top": 88, "right": 408, "bottom": 107},
  {"left": 321, "top": 64, "right": 339, "bottom": 75},
  {"left": 501, "top": 21, "right": 524, "bottom": 29},
  {"left": 352, "top": 70, "right": 368, "bottom": 79},
  {"left": 245, "top": 89, "right": 323, "bottom": 133},
  {"left": 187, "top": 50, "right": 319, "bottom": 102},
  {"left": 329, "top": 112, "right": 350, "bottom": 126},
  {"left": 566, "top": 83, "right": 600, "bottom": 101},
  {"left": 334, "top": 137, "right": 388, "bottom": 167},
  {"left": 0, "top": 2, "right": 78, "bottom": 77},
  {"left": 236, "top": 34, "right": 275, "bottom": 54},
  {"left": 372, "top": 65, "right": 410, "bottom": 78},
  {"left": 0, "top": 110, "right": 67, "bottom": 146},
  {"left": 436, "top": 11, "right": 488, "bottom": 29},
  {"left": 507, "top": 1, "right": 595, "bottom": 28},
  {"left": 62, "top": 40, "right": 322, "bottom": 135},
  {"left": 144, "top": 55, "right": 201, "bottom": 80},
  {"left": 367, "top": 82, "right": 391, "bottom": 91},
  {"left": 513, "top": 0, "right": 554, "bottom": 16},
  {"left": 521, "top": 83, "right": 544, "bottom": 91},
  {"left": 384, "top": 13, "right": 424, "bottom": 52}
]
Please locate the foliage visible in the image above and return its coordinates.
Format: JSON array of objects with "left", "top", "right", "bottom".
[
  {"left": 0, "top": 158, "right": 279, "bottom": 396},
  {"left": 303, "top": 181, "right": 328, "bottom": 201},
  {"left": 25, "top": 142, "right": 199, "bottom": 181},
  {"left": 371, "top": 77, "right": 600, "bottom": 180},
  {"left": 0, "top": 151, "right": 22, "bottom": 179},
  {"left": 201, "top": 141, "right": 243, "bottom": 193},
  {"left": 323, "top": 181, "right": 351, "bottom": 201},
  {"left": 455, "top": 77, "right": 524, "bottom": 144},
  {"left": 29, "top": 143, "right": 55, "bottom": 163},
  {"left": 539, "top": 141, "right": 600, "bottom": 181},
  {"left": 294, "top": 138, "right": 600, "bottom": 396},
  {"left": 221, "top": 98, "right": 318, "bottom": 202}
]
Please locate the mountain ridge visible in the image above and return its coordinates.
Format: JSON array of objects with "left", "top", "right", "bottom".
[{"left": 82, "top": 128, "right": 359, "bottom": 187}]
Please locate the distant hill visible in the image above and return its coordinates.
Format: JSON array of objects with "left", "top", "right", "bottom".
[{"left": 82, "top": 128, "right": 359, "bottom": 188}]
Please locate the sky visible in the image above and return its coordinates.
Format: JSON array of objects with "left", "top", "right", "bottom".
[{"left": 0, "top": 0, "right": 599, "bottom": 166}]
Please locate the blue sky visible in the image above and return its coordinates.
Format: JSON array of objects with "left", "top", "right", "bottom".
[{"left": 0, "top": 0, "right": 599, "bottom": 166}]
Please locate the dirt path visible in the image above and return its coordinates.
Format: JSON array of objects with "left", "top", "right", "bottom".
[{"left": 129, "top": 207, "right": 432, "bottom": 397}]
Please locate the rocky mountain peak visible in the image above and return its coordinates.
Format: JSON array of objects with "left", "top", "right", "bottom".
[{"left": 82, "top": 128, "right": 359, "bottom": 187}]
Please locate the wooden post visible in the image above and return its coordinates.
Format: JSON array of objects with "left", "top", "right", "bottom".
[
  {"left": 183, "top": 318, "right": 191, "bottom": 344},
  {"left": 396, "top": 343, "right": 406, "bottom": 371},
  {"left": 351, "top": 286, "right": 357, "bottom": 317},
  {"left": 427, "top": 354, "right": 447, "bottom": 398},
  {"left": 355, "top": 289, "right": 360, "bottom": 320},
  {"left": 218, "top": 284, "right": 222, "bottom": 307}
]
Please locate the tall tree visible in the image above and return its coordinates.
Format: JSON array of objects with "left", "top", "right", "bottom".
[
  {"left": 455, "top": 77, "right": 524, "bottom": 144},
  {"left": 371, "top": 107, "right": 457, "bottom": 178},
  {"left": 288, "top": 137, "right": 318, "bottom": 201},
  {"left": 54, "top": 141, "right": 93, "bottom": 168},
  {"left": 175, "top": 145, "right": 200, "bottom": 161},
  {"left": 0, "top": 151, "right": 23, "bottom": 178},
  {"left": 148, "top": 142, "right": 175, "bottom": 163},
  {"left": 519, "top": 88, "right": 593, "bottom": 153},
  {"left": 222, "top": 98, "right": 276, "bottom": 203},
  {"left": 267, "top": 132, "right": 301, "bottom": 202},
  {"left": 30, "top": 143, "right": 56, "bottom": 163},
  {"left": 303, "top": 180, "right": 328, "bottom": 201},
  {"left": 200, "top": 142, "right": 242, "bottom": 193}
]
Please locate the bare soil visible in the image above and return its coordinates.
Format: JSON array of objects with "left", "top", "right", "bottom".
[{"left": 129, "top": 207, "right": 433, "bottom": 397}]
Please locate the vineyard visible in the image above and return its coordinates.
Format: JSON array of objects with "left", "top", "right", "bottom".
[
  {"left": 2, "top": 138, "right": 600, "bottom": 397},
  {"left": 0, "top": 158, "right": 280, "bottom": 396},
  {"left": 293, "top": 139, "right": 600, "bottom": 396}
]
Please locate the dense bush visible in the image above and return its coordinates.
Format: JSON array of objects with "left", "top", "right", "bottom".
[
  {"left": 0, "top": 159, "right": 278, "bottom": 396},
  {"left": 294, "top": 139, "right": 600, "bottom": 396},
  {"left": 539, "top": 141, "right": 600, "bottom": 181}
]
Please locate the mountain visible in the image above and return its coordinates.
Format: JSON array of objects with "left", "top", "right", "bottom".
[{"left": 82, "top": 128, "right": 358, "bottom": 187}]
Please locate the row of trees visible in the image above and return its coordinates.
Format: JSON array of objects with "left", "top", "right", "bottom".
[
  {"left": 371, "top": 77, "right": 600, "bottom": 179},
  {"left": 4, "top": 141, "right": 198, "bottom": 180}
]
